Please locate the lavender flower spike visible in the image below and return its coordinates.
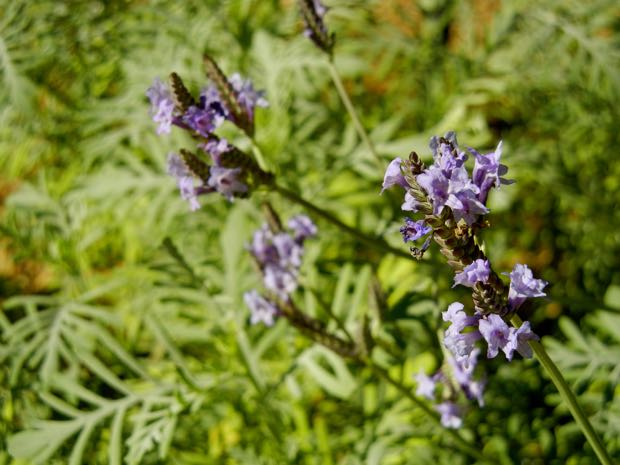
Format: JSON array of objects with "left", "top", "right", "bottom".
[
  {"left": 507, "top": 264, "right": 548, "bottom": 310},
  {"left": 478, "top": 314, "right": 510, "bottom": 359},
  {"left": 453, "top": 259, "right": 490, "bottom": 288},
  {"left": 381, "top": 157, "right": 409, "bottom": 193},
  {"left": 146, "top": 78, "right": 175, "bottom": 135},
  {"left": 244, "top": 290, "right": 279, "bottom": 326}
]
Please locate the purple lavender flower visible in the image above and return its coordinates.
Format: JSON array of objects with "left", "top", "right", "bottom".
[
  {"left": 264, "top": 265, "right": 299, "bottom": 300},
  {"left": 443, "top": 303, "right": 483, "bottom": 365},
  {"left": 444, "top": 329, "right": 483, "bottom": 365},
  {"left": 435, "top": 402, "right": 463, "bottom": 429},
  {"left": 468, "top": 141, "right": 514, "bottom": 204},
  {"left": 505, "top": 321, "right": 539, "bottom": 360},
  {"left": 445, "top": 166, "right": 488, "bottom": 225},
  {"left": 229, "top": 73, "right": 269, "bottom": 122},
  {"left": 249, "top": 225, "right": 278, "bottom": 265},
  {"left": 453, "top": 259, "right": 490, "bottom": 288},
  {"left": 273, "top": 233, "right": 304, "bottom": 268},
  {"left": 207, "top": 167, "right": 248, "bottom": 201},
  {"left": 200, "top": 138, "right": 231, "bottom": 165},
  {"left": 442, "top": 302, "right": 480, "bottom": 334},
  {"left": 401, "top": 192, "right": 420, "bottom": 212},
  {"left": 400, "top": 218, "right": 431, "bottom": 243},
  {"left": 248, "top": 217, "right": 318, "bottom": 301},
  {"left": 416, "top": 165, "right": 449, "bottom": 214},
  {"left": 244, "top": 290, "right": 279, "bottom": 326},
  {"left": 201, "top": 85, "right": 229, "bottom": 120},
  {"left": 415, "top": 370, "right": 437, "bottom": 400},
  {"left": 182, "top": 105, "right": 224, "bottom": 138},
  {"left": 381, "top": 157, "right": 409, "bottom": 193},
  {"left": 288, "top": 215, "right": 318, "bottom": 242},
  {"left": 507, "top": 264, "right": 548, "bottom": 310},
  {"left": 478, "top": 314, "right": 510, "bottom": 359},
  {"left": 167, "top": 153, "right": 202, "bottom": 211},
  {"left": 448, "top": 350, "right": 485, "bottom": 407},
  {"left": 146, "top": 78, "right": 175, "bottom": 135}
]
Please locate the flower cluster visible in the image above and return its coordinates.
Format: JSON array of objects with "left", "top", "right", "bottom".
[
  {"left": 383, "top": 132, "right": 511, "bottom": 233},
  {"left": 444, "top": 261, "right": 546, "bottom": 364},
  {"left": 415, "top": 347, "right": 486, "bottom": 429},
  {"left": 244, "top": 215, "right": 318, "bottom": 325},
  {"left": 166, "top": 140, "right": 249, "bottom": 210},
  {"left": 146, "top": 60, "right": 270, "bottom": 209}
]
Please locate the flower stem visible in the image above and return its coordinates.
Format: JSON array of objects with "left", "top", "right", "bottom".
[
  {"left": 273, "top": 183, "right": 413, "bottom": 260},
  {"left": 326, "top": 58, "right": 382, "bottom": 167},
  {"left": 366, "top": 362, "right": 492, "bottom": 463},
  {"left": 510, "top": 315, "right": 615, "bottom": 465}
]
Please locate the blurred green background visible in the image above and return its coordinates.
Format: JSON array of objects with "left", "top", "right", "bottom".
[{"left": 1, "top": 1, "right": 619, "bottom": 464}]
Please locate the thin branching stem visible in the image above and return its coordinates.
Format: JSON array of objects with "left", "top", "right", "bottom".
[
  {"left": 511, "top": 315, "right": 615, "bottom": 465},
  {"left": 326, "top": 58, "right": 382, "bottom": 168},
  {"left": 365, "top": 362, "right": 492, "bottom": 464},
  {"left": 273, "top": 183, "right": 413, "bottom": 260}
]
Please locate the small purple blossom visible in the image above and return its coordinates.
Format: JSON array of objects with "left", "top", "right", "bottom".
[
  {"left": 443, "top": 303, "right": 483, "bottom": 365},
  {"left": 229, "top": 73, "right": 268, "bottom": 122},
  {"left": 288, "top": 215, "right": 318, "bottom": 242},
  {"left": 442, "top": 302, "right": 480, "bottom": 334},
  {"left": 273, "top": 233, "right": 304, "bottom": 268},
  {"left": 249, "top": 225, "right": 278, "bottom": 265},
  {"left": 382, "top": 157, "right": 409, "bottom": 193},
  {"left": 468, "top": 141, "right": 514, "bottom": 204},
  {"left": 435, "top": 402, "right": 463, "bottom": 429},
  {"left": 453, "top": 259, "right": 491, "bottom": 288},
  {"left": 248, "top": 217, "right": 318, "bottom": 301},
  {"left": 400, "top": 218, "right": 431, "bottom": 243},
  {"left": 445, "top": 166, "right": 489, "bottom": 224},
  {"left": 401, "top": 192, "right": 420, "bottom": 212},
  {"left": 200, "top": 138, "right": 231, "bottom": 165},
  {"left": 167, "top": 153, "right": 202, "bottom": 211},
  {"left": 416, "top": 166, "right": 449, "bottom": 214},
  {"left": 505, "top": 321, "right": 539, "bottom": 361},
  {"left": 182, "top": 105, "right": 224, "bottom": 138},
  {"left": 146, "top": 78, "right": 175, "bottom": 135},
  {"left": 207, "top": 167, "right": 248, "bottom": 201},
  {"left": 415, "top": 370, "right": 438, "bottom": 400},
  {"left": 448, "top": 350, "right": 485, "bottom": 407},
  {"left": 264, "top": 265, "right": 299, "bottom": 300},
  {"left": 244, "top": 290, "right": 279, "bottom": 326},
  {"left": 478, "top": 314, "right": 511, "bottom": 359},
  {"left": 507, "top": 264, "right": 548, "bottom": 310}
]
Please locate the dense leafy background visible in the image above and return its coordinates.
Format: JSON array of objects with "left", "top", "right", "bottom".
[{"left": 1, "top": 0, "right": 619, "bottom": 464}]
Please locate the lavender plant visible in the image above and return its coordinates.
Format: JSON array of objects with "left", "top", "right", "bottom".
[
  {"left": 141, "top": 4, "right": 615, "bottom": 460},
  {"left": 3, "top": 1, "right": 619, "bottom": 464}
]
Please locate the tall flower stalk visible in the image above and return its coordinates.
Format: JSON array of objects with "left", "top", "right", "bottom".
[
  {"left": 382, "top": 133, "right": 614, "bottom": 465},
  {"left": 299, "top": 0, "right": 382, "bottom": 167}
]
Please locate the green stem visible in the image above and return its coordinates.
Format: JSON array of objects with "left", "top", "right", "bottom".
[
  {"left": 366, "top": 362, "right": 491, "bottom": 463},
  {"left": 250, "top": 136, "right": 269, "bottom": 171},
  {"left": 273, "top": 183, "right": 413, "bottom": 260},
  {"left": 510, "top": 315, "right": 615, "bottom": 465},
  {"left": 327, "top": 59, "right": 382, "bottom": 167}
]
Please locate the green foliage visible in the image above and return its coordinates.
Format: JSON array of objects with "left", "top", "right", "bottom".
[{"left": 1, "top": 0, "right": 619, "bottom": 464}]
